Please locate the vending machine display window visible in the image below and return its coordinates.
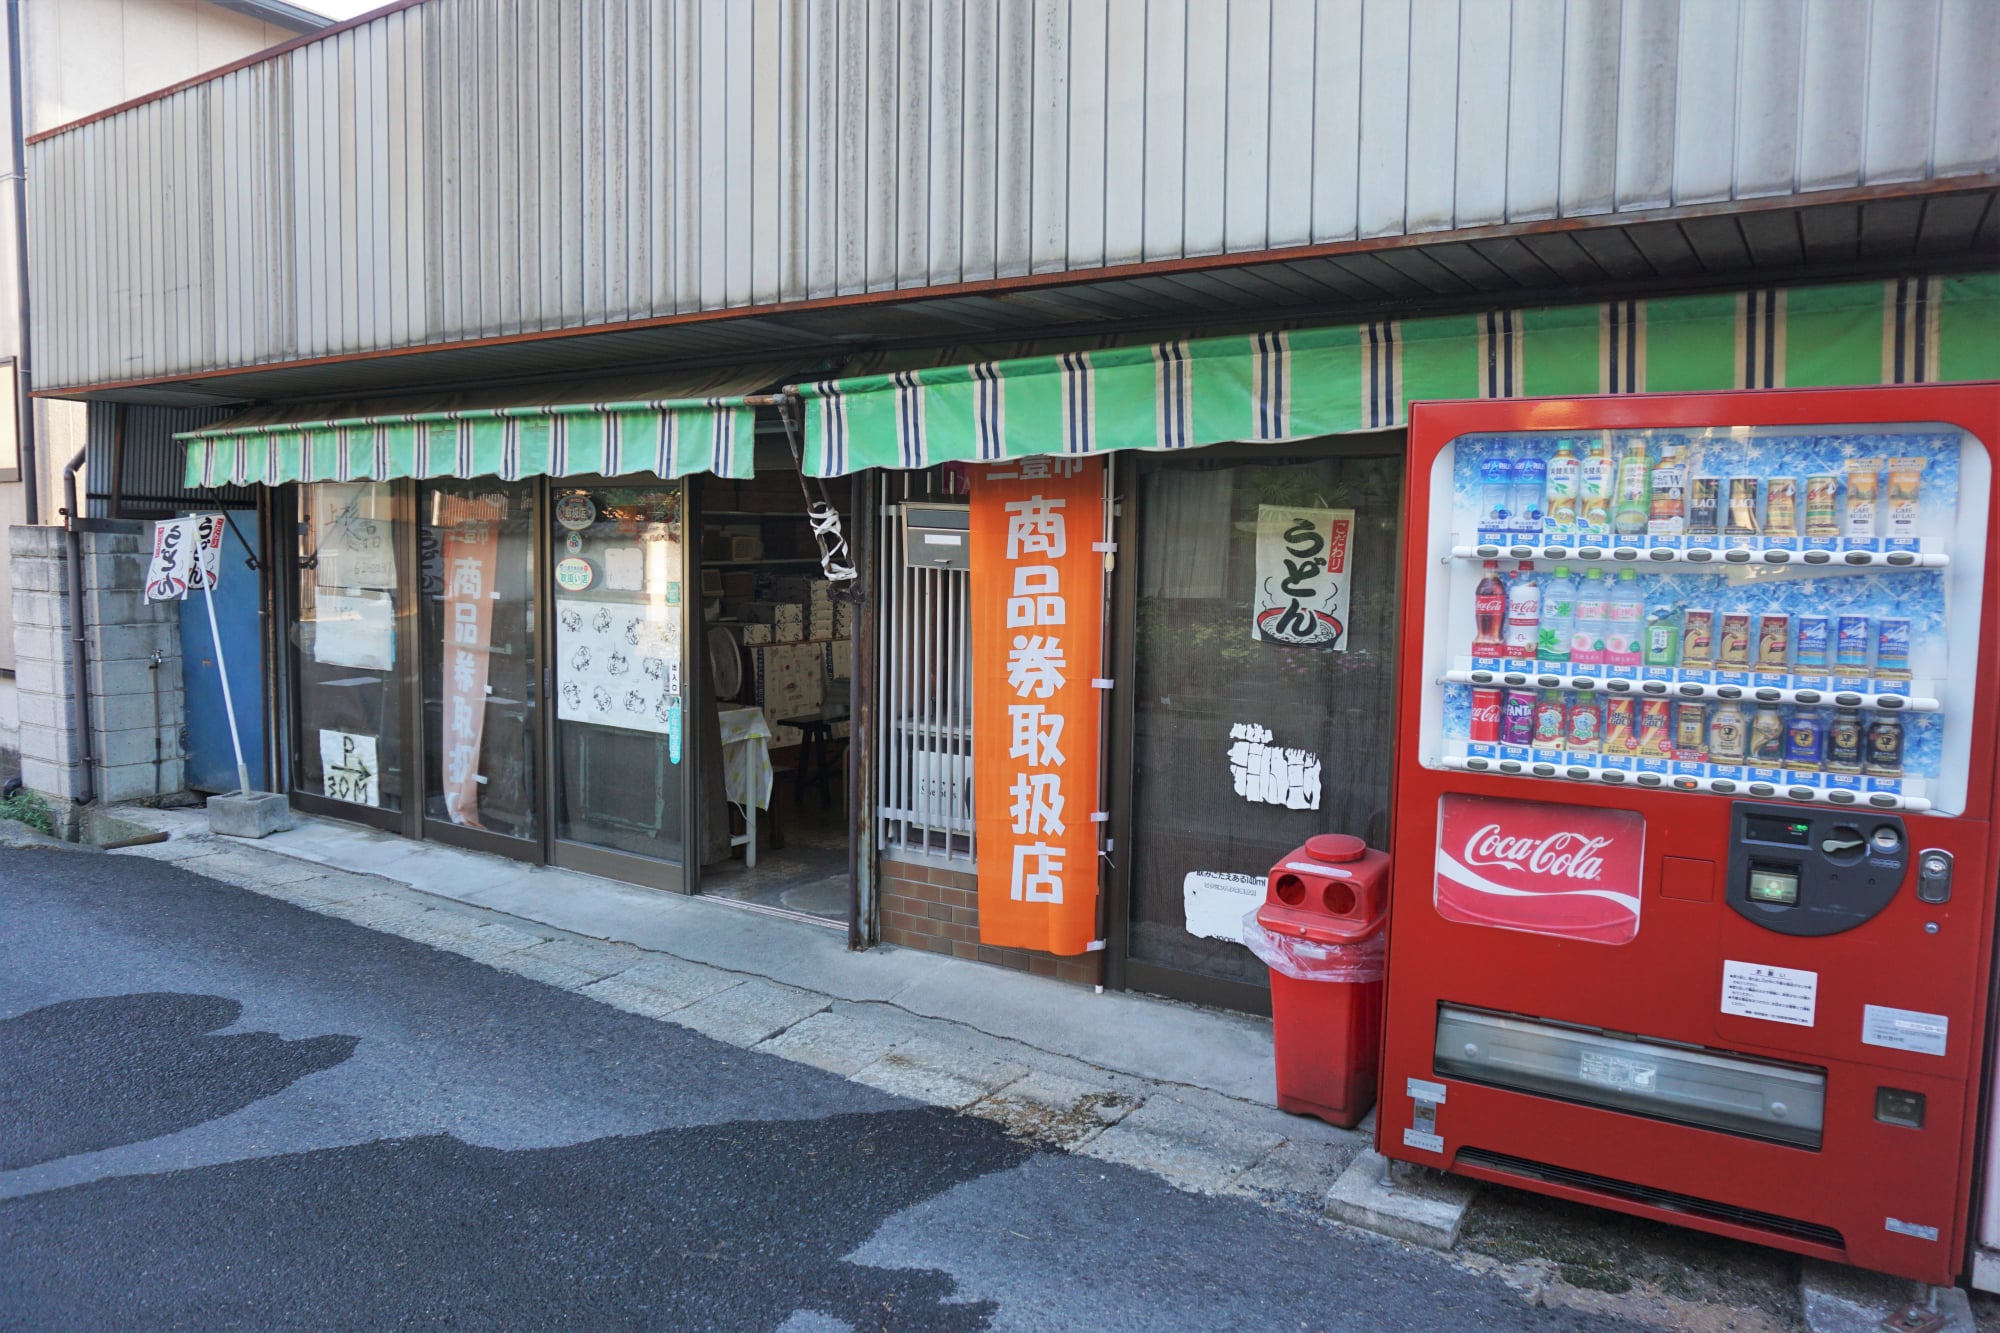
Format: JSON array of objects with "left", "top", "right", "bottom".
[{"left": 1415, "top": 423, "right": 1990, "bottom": 816}]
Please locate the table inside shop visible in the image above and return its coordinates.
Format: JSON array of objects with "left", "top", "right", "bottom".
[
  {"left": 717, "top": 705, "right": 774, "bottom": 867},
  {"left": 777, "top": 699, "right": 851, "bottom": 810}
]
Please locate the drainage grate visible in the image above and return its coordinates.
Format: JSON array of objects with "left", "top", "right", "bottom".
[{"left": 1456, "top": 1147, "right": 1846, "bottom": 1250}]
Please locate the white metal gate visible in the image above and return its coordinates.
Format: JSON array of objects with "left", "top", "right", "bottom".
[{"left": 876, "top": 472, "right": 974, "bottom": 861}]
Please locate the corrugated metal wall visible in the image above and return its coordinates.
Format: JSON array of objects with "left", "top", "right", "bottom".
[
  {"left": 30, "top": 0, "right": 2000, "bottom": 391},
  {"left": 85, "top": 402, "right": 253, "bottom": 516}
]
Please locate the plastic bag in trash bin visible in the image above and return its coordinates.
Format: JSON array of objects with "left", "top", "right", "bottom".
[{"left": 1240, "top": 908, "right": 1386, "bottom": 982}]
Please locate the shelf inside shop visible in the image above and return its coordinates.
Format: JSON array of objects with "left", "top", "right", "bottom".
[
  {"left": 700, "top": 558, "right": 827, "bottom": 567},
  {"left": 1442, "top": 669, "right": 1938, "bottom": 713},
  {"left": 1439, "top": 755, "right": 1930, "bottom": 812},
  {"left": 1450, "top": 543, "right": 1947, "bottom": 570}
]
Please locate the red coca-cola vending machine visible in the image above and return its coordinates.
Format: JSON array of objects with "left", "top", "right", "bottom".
[{"left": 1380, "top": 383, "right": 2000, "bottom": 1284}]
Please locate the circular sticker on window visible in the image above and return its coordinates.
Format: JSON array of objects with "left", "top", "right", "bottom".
[
  {"left": 563, "top": 532, "right": 583, "bottom": 555},
  {"left": 554, "top": 556, "right": 595, "bottom": 591},
  {"left": 554, "top": 493, "right": 597, "bottom": 531}
]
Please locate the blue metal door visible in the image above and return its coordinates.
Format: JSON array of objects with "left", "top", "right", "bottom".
[{"left": 180, "top": 511, "right": 268, "bottom": 793}]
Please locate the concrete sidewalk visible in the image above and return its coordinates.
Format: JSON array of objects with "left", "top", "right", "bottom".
[{"left": 98, "top": 803, "right": 1371, "bottom": 1223}]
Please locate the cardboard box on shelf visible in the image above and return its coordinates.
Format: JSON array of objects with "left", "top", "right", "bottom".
[{"left": 741, "top": 622, "right": 773, "bottom": 646}]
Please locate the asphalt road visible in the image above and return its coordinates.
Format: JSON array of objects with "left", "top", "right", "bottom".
[{"left": 0, "top": 845, "right": 1640, "bottom": 1331}]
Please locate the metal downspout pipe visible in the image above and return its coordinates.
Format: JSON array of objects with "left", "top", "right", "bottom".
[
  {"left": 8, "top": 0, "right": 36, "bottom": 525},
  {"left": 62, "top": 447, "right": 92, "bottom": 805}
]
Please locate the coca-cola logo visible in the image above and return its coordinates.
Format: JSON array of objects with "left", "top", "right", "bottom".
[
  {"left": 1434, "top": 794, "right": 1646, "bottom": 945},
  {"left": 1463, "top": 823, "right": 1611, "bottom": 882},
  {"left": 1470, "top": 699, "right": 1500, "bottom": 723}
]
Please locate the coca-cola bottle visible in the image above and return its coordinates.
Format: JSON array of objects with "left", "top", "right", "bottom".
[{"left": 1473, "top": 560, "right": 1507, "bottom": 656}]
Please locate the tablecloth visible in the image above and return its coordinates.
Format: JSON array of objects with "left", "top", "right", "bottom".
[{"left": 717, "top": 705, "right": 774, "bottom": 811}]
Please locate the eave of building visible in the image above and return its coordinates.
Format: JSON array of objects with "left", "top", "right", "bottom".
[{"left": 37, "top": 177, "right": 1999, "bottom": 410}]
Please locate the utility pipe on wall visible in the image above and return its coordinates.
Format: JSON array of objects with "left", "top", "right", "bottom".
[
  {"left": 8, "top": 0, "right": 36, "bottom": 524},
  {"left": 62, "top": 446, "right": 92, "bottom": 805}
]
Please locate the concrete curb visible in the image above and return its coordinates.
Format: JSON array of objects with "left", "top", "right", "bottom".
[
  {"left": 1326, "top": 1149, "right": 1478, "bottom": 1250},
  {"left": 1798, "top": 1260, "right": 1973, "bottom": 1333}
]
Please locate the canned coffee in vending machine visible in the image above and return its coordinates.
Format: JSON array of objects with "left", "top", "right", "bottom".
[{"left": 1388, "top": 386, "right": 1999, "bottom": 1286}]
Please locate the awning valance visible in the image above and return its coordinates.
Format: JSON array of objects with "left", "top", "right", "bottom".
[
  {"left": 181, "top": 396, "right": 757, "bottom": 488},
  {"left": 796, "top": 274, "right": 2000, "bottom": 477}
]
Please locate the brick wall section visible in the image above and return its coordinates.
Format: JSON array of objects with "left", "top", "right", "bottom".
[{"left": 879, "top": 855, "right": 1102, "bottom": 986}]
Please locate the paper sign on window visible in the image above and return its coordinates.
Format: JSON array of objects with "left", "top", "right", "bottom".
[
  {"left": 1252, "top": 505, "right": 1353, "bottom": 648},
  {"left": 320, "top": 729, "right": 380, "bottom": 806}
]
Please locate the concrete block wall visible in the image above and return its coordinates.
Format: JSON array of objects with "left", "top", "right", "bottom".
[
  {"left": 7, "top": 523, "right": 186, "bottom": 828},
  {"left": 879, "top": 854, "right": 1102, "bottom": 987}
]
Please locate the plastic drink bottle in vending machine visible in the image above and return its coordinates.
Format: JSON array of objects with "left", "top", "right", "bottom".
[
  {"left": 1481, "top": 454, "right": 1513, "bottom": 531},
  {"left": 1572, "top": 569, "right": 1609, "bottom": 666},
  {"left": 1545, "top": 442, "right": 1580, "bottom": 531},
  {"left": 1580, "top": 439, "right": 1615, "bottom": 533},
  {"left": 1504, "top": 563, "right": 1541, "bottom": 658},
  {"left": 1512, "top": 453, "right": 1548, "bottom": 535},
  {"left": 1538, "top": 566, "right": 1576, "bottom": 664},
  {"left": 1605, "top": 569, "right": 1645, "bottom": 668},
  {"left": 1613, "top": 438, "right": 1652, "bottom": 538},
  {"left": 1473, "top": 561, "right": 1508, "bottom": 656}
]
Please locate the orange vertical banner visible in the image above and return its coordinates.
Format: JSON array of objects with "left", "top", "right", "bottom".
[{"left": 970, "top": 456, "right": 1106, "bottom": 955}]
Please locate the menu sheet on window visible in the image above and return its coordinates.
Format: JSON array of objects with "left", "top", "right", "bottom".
[{"left": 554, "top": 597, "right": 682, "bottom": 736}]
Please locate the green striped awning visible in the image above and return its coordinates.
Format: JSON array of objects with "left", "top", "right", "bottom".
[
  {"left": 798, "top": 273, "right": 2000, "bottom": 477},
  {"left": 181, "top": 396, "right": 756, "bottom": 488}
]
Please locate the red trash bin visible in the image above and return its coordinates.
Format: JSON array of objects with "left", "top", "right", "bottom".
[{"left": 1245, "top": 833, "right": 1390, "bottom": 1128}]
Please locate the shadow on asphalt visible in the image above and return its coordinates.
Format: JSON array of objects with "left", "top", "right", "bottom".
[
  {"left": 0, "top": 1107, "right": 1033, "bottom": 1331},
  {"left": 0, "top": 992, "right": 359, "bottom": 1170}
]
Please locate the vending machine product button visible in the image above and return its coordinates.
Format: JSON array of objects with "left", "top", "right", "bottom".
[
  {"left": 1886, "top": 551, "right": 1915, "bottom": 566},
  {"left": 1543, "top": 546, "right": 1568, "bottom": 559},
  {"left": 1833, "top": 692, "right": 1862, "bottom": 707},
  {"left": 1718, "top": 685, "right": 1742, "bottom": 699},
  {"left": 1726, "top": 549, "right": 1752, "bottom": 563},
  {"left": 1642, "top": 681, "right": 1666, "bottom": 695},
  {"left": 1795, "top": 690, "right": 1822, "bottom": 704},
  {"left": 1844, "top": 551, "right": 1872, "bottom": 565},
  {"left": 1466, "top": 757, "right": 1491, "bottom": 770},
  {"left": 1614, "top": 548, "right": 1638, "bottom": 561},
  {"left": 1711, "top": 779, "right": 1738, "bottom": 792},
  {"left": 1755, "top": 688, "right": 1781, "bottom": 702},
  {"left": 1574, "top": 678, "right": 1597, "bottom": 691},
  {"left": 1673, "top": 777, "right": 1699, "bottom": 790},
  {"left": 1499, "top": 760, "right": 1522, "bottom": 773},
  {"left": 1763, "top": 550, "right": 1791, "bottom": 564},
  {"left": 1532, "top": 763, "right": 1556, "bottom": 776},
  {"left": 1787, "top": 787, "right": 1816, "bottom": 801},
  {"left": 1470, "top": 670, "right": 1495, "bottom": 683},
  {"left": 1577, "top": 547, "right": 1603, "bottom": 560},
  {"left": 1637, "top": 773, "right": 1663, "bottom": 786},
  {"left": 1678, "top": 683, "right": 1703, "bottom": 696},
  {"left": 1601, "top": 771, "right": 1627, "bottom": 783},
  {"left": 1868, "top": 794, "right": 1900, "bottom": 809},
  {"left": 1877, "top": 695, "right": 1904, "bottom": 710},
  {"left": 1687, "top": 549, "right": 1714, "bottom": 562},
  {"left": 1567, "top": 767, "right": 1592, "bottom": 781},
  {"left": 1748, "top": 783, "right": 1776, "bottom": 796},
  {"left": 1476, "top": 544, "right": 1500, "bottom": 558},
  {"left": 1607, "top": 678, "right": 1632, "bottom": 692},
  {"left": 1829, "top": 789, "right": 1857, "bottom": 804},
  {"left": 1502, "top": 673, "right": 1526, "bottom": 685},
  {"left": 1537, "top": 675, "right": 1561, "bottom": 688},
  {"left": 1648, "top": 548, "right": 1674, "bottom": 561},
  {"left": 1509, "top": 546, "right": 1534, "bottom": 559},
  {"left": 1803, "top": 550, "right": 1831, "bottom": 564}
]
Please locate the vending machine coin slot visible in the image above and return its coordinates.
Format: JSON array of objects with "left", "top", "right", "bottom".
[
  {"left": 1916, "top": 849, "right": 1952, "bottom": 904},
  {"left": 1726, "top": 802, "right": 1909, "bottom": 936}
]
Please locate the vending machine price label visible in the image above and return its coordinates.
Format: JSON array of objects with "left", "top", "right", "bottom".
[
  {"left": 1860, "top": 1004, "right": 1948, "bottom": 1057},
  {"left": 1719, "top": 960, "right": 1818, "bottom": 1026}
]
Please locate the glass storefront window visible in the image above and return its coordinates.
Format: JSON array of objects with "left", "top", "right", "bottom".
[
  {"left": 549, "top": 481, "right": 687, "bottom": 866},
  {"left": 419, "top": 480, "right": 539, "bottom": 840},
  {"left": 294, "top": 481, "right": 405, "bottom": 811}
]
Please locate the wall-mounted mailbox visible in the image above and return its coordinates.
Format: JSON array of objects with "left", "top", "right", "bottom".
[{"left": 903, "top": 502, "right": 971, "bottom": 570}]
